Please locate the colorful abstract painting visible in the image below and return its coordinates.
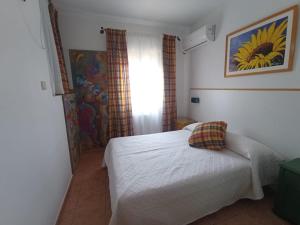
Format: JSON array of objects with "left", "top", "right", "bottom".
[
  {"left": 225, "top": 5, "right": 298, "bottom": 77},
  {"left": 69, "top": 50, "right": 108, "bottom": 149},
  {"left": 63, "top": 93, "right": 80, "bottom": 172}
]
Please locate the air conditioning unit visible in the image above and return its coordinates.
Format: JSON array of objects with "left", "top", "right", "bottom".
[{"left": 182, "top": 25, "right": 216, "bottom": 53}]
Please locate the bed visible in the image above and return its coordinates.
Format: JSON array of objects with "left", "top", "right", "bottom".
[{"left": 103, "top": 126, "right": 281, "bottom": 225}]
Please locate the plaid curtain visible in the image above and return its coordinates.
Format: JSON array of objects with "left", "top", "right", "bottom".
[
  {"left": 106, "top": 29, "right": 134, "bottom": 139},
  {"left": 49, "top": 3, "right": 71, "bottom": 94},
  {"left": 162, "top": 34, "right": 177, "bottom": 131}
]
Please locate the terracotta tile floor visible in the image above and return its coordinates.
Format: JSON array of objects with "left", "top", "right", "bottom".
[{"left": 57, "top": 150, "right": 291, "bottom": 225}]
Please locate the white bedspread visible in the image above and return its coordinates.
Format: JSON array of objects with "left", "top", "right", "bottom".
[{"left": 104, "top": 130, "right": 280, "bottom": 225}]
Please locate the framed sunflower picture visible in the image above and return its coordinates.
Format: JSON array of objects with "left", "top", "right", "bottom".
[{"left": 225, "top": 5, "right": 298, "bottom": 77}]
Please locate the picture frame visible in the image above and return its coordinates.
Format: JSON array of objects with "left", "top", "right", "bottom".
[{"left": 224, "top": 5, "right": 298, "bottom": 78}]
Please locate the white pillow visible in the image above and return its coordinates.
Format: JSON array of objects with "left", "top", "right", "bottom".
[
  {"left": 225, "top": 131, "right": 283, "bottom": 160},
  {"left": 225, "top": 131, "right": 284, "bottom": 187},
  {"left": 182, "top": 122, "right": 202, "bottom": 131}
]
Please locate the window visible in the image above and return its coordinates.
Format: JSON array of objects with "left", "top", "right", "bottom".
[{"left": 127, "top": 33, "right": 164, "bottom": 135}]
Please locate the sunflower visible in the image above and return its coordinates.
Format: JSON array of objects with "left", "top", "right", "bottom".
[{"left": 233, "top": 19, "right": 287, "bottom": 70}]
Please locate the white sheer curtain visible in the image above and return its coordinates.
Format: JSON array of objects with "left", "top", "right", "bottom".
[{"left": 127, "top": 33, "right": 164, "bottom": 135}]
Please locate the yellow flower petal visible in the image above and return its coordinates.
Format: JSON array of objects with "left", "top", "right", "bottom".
[
  {"left": 273, "top": 36, "right": 286, "bottom": 51},
  {"left": 267, "top": 23, "right": 276, "bottom": 41},
  {"left": 257, "top": 29, "right": 262, "bottom": 45},
  {"left": 234, "top": 57, "right": 244, "bottom": 63},
  {"left": 270, "top": 20, "right": 287, "bottom": 43},
  {"left": 277, "top": 20, "right": 288, "bottom": 35},
  {"left": 261, "top": 28, "right": 268, "bottom": 44},
  {"left": 251, "top": 34, "right": 257, "bottom": 48},
  {"left": 242, "top": 42, "right": 254, "bottom": 53},
  {"left": 238, "top": 48, "right": 250, "bottom": 59},
  {"left": 266, "top": 52, "right": 282, "bottom": 60}
]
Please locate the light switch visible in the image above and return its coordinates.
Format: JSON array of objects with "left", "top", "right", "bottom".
[
  {"left": 191, "top": 97, "right": 200, "bottom": 103},
  {"left": 41, "top": 81, "right": 47, "bottom": 90}
]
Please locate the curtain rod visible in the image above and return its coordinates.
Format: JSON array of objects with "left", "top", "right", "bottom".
[{"left": 99, "top": 27, "right": 181, "bottom": 41}]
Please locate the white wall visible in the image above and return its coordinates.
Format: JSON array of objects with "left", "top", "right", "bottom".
[
  {"left": 188, "top": 0, "right": 300, "bottom": 159},
  {"left": 55, "top": 6, "right": 191, "bottom": 117},
  {"left": 0, "top": 1, "right": 72, "bottom": 225}
]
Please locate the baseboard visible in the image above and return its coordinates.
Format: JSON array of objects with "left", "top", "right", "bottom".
[{"left": 54, "top": 174, "right": 73, "bottom": 225}]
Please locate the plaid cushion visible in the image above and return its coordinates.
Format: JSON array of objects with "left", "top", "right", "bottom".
[{"left": 188, "top": 121, "right": 227, "bottom": 150}]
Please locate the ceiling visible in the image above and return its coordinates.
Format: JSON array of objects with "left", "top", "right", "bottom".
[{"left": 54, "top": 0, "right": 226, "bottom": 26}]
